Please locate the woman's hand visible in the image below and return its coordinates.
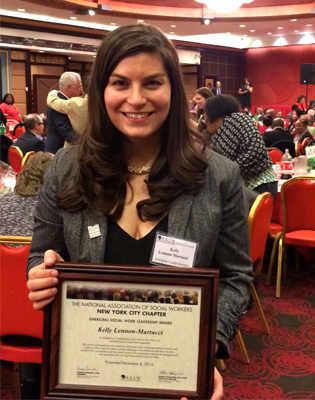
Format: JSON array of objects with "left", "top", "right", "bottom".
[
  {"left": 181, "top": 367, "right": 223, "bottom": 400},
  {"left": 27, "top": 250, "right": 64, "bottom": 310}
]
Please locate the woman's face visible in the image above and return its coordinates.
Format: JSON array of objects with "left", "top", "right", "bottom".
[
  {"left": 292, "top": 111, "right": 297, "bottom": 120},
  {"left": 300, "top": 97, "right": 306, "bottom": 104},
  {"left": 5, "top": 95, "right": 13, "bottom": 104},
  {"left": 194, "top": 94, "right": 206, "bottom": 110},
  {"left": 104, "top": 53, "right": 171, "bottom": 143},
  {"left": 245, "top": 79, "right": 250, "bottom": 86}
]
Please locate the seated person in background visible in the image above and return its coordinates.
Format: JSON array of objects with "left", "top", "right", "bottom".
[
  {"left": 262, "top": 118, "right": 293, "bottom": 148},
  {"left": 288, "top": 108, "right": 304, "bottom": 134},
  {"left": 14, "top": 114, "right": 46, "bottom": 154},
  {"left": 300, "top": 114, "right": 315, "bottom": 136},
  {"left": 296, "top": 95, "right": 307, "bottom": 112},
  {"left": 0, "top": 93, "right": 23, "bottom": 123},
  {"left": 0, "top": 152, "right": 53, "bottom": 237},
  {"left": 260, "top": 114, "right": 273, "bottom": 135},
  {"left": 291, "top": 117, "right": 313, "bottom": 144},
  {"left": 307, "top": 109, "right": 315, "bottom": 126},
  {"left": 286, "top": 104, "right": 299, "bottom": 124},
  {"left": 47, "top": 90, "right": 88, "bottom": 144},
  {"left": 276, "top": 109, "right": 284, "bottom": 119},
  {"left": 205, "top": 95, "right": 278, "bottom": 201},
  {"left": 253, "top": 107, "right": 263, "bottom": 122},
  {"left": 242, "top": 106, "right": 252, "bottom": 116},
  {"left": 193, "top": 87, "right": 214, "bottom": 132}
]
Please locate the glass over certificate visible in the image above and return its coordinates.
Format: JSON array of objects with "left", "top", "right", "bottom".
[{"left": 41, "top": 263, "right": 218, "bottom": 400}]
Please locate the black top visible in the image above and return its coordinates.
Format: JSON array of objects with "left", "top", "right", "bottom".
[
  {"left": 239, "top": 85, "right": 251, "bottom": 109},
  {"left": 105, "top": 215, "right": 168, "bottom": 265}
]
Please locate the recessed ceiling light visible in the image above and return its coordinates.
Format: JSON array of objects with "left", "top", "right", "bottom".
[
  {"left": 243, "top": 35, "right": 248, "bottom": 37},
  {"left": 294, "top": 30, "right": 299, "bottom": 32},
  {"left": 69, "top": 57, "right": 71, "bottom": 59},
  {"left": 70, "top": 16, "right": 77, "bottom": 20},
  {"left": 204, "top": 19, "right": 210, "bottom": 25},
  {"left": 17, "top": 8, "right": 25, "bottom": 12},
  {"left": 34, "top": 38, "right": 37, "bottom": 40},
  {"left": 306, "top": 24, "right": 312, "bottom": 26},
  {"left": 250, "top": 30, "right": 255, "bottom": 32},
  {"left": 226, "top": 32, "right": 231, "bottom": 35},
  {"left": 138, "top": 19, "right": 144, "bottom": 22},
  {"left": 240, "top": 25, "right": 245, "bottom": 27},
  {"left": 170, "top": 32, "right": 175, "bottom": 34},
  {"left": 291, "top": 19, "right": 297, "bottom": 21},
  {"left": 39, "top": 51, "right": 44, "bottom": 53},
  {"left": 267, "top": 32, "right": 272, "bottom": 35},
  {"left": 171, "top": 25, "right": 176, "bottom": 27},
  {"left": 88, "top": 10, "right": 95, "bottom": 16},
  {"left": 110, "top": 22, "right": 116, "bottom": 25},
  {"left": 93, "top": 55, "right": 96, "bottom": 58},
  {"left": 278, "top": 27, "right": 283, "bottom": 29}
]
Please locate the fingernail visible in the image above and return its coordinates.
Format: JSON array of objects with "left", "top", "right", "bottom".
[
  {"left": 51, "top": 288, "right": 57, "bottom": 294},
  {"left": 52, "top": 278, "right": 58, "bottom": 285},
  {"left": 46, "top": 257, "right": 54, "bottom": 264}
]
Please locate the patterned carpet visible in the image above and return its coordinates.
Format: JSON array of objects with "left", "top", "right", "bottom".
[{"left": 1, "top": 249, "right": 315, "bottom": 400}]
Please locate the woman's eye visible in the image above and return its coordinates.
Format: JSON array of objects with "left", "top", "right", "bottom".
[
  {"left": 111, "top": 80, "right": 128, "bottom": 87},
  {"left": 146, "top": 80, "right": 162, "bottom": 87}
]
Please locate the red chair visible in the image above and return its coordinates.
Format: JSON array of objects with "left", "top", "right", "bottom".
[
  {"left": 8, "top": 146, "right": 23, "bottom": 173},
  {"left": 22, "top": 151, "right": 35, "bottom": 169},
  {"left": 302, "top": 137, "right": 311, "bottom": 153},
  {"left": 248, "top": 192, "right": 273, "bottom": 334},
  {"left": 276, "top": 176, "right": 315, "bottom": 297},
  {"left": 266, "top": 147, "right": 283, "bottom": 164},
  {"left": 266, "top": 221, "right": 283, "bottom": 285},
  {"left": 14, "top": 126, "right": 25, "bottom": 139},
  {"left": 295, "top": 142, "right": 303, "bottom": 156},
  {"left": 0, "top": 236, "right": 43, "bottom": 399}
]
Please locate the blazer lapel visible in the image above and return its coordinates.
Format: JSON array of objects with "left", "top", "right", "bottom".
[{"left": 168, "top": 193, "right": 194, "bottom": 238}]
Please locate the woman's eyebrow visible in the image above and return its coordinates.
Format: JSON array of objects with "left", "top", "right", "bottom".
[{"left": 109, "top": 72, "right": 167, "bottom": 80}]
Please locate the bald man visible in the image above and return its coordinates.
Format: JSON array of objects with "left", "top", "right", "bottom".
[{"left": 212, "top": 81, "right": 223, "bottom": 96}]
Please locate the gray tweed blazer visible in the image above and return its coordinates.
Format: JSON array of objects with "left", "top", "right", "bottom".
[{"left": 27, "top": 148, "right": 252, "bottom": 358}]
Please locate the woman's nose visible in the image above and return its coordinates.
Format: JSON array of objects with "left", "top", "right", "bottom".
[{"left": 127, "top": 86, "right": 146, "bottom": 106}]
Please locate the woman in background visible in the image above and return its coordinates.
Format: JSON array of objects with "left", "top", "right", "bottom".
[
  {"left": 0, "top": 152, "right": 53, "bottom": 237},
  {"left": 296, "top": 95, "right": 307, "bottom": 112},
  {"left": 238, "top": 78, "right": 253, "bottom": 111},
  {"left": 288, "top": 108, "right": 304, "bottom": 134},
  {"left": 193, "top": 87, "right": 213, "bottom": 131},
  {"left": 0, "top": 93, "right": 23, "bottom": 123}
]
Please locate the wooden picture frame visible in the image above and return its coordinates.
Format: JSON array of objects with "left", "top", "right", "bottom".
[{"left": 41, "top": 263, "right": 219, "bottom": 400}]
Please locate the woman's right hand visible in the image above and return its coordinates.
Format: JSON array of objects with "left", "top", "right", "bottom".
[{"left": 27, "top": 250, "right": 64, "bottom": 310}]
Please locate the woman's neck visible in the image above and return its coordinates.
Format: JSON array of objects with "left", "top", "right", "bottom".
[{"left": 123, "top": 135, "right": 161, "bottom": 168}]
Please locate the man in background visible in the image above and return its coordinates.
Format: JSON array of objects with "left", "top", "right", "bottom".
[
  {"left": 212, "top": 81, "right": 222, "bottom": 96},
  {"left": 262, "top": 118, "right": 292, "bottom": 148},
  {"left": 15, "top": 113, "right": 45, "bottom": 154},
  {"left": 45, "top": 71, "right": 82, "bottom": 154}
]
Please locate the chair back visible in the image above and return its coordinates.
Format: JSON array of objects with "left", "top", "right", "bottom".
[
  {"left": 14, "top": 126, "right": 25, "bottom": 138},
  {"left": 248, "top": 192, "right": 273, "bottom": 276},
  {"left": 281, "top": 176, "right": 315, "bottom": 236},
  {"left": 272, "top": 140, "right": 295, "bottom": 158},
  {"left": 295, "top": 142, "right": 303, "bottom": 156},
  {"left": 302, "top": 137, "right": 311, "bottom": 152},
  {"left": 22, "top": 151, "right": 35, "bottom": 169},
  {"left": 266, "top": 147, "right": 283, "bottom": 163},
  {"left": 0, "top": 236, "right": 43, "bottom": 339},
  {"left": 8, "top": 145, "right": 23, "bottom": 173}
]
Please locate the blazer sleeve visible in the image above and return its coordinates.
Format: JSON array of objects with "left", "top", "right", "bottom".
[
  {"left": 47, "top": 91, "right": 87, "bottom": 115},
  {"left": 52, "top": 111, "right": 77, "bottom": 143},
  {"left": 212, "top": 164, "right": 253, "bottom": 358},
  {"left": 26, "top": 149, "right": 70, "bottom": 277}
]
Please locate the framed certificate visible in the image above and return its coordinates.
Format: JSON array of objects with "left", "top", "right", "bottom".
[{"left": 41, "top": 263, "right": 219, "bottom": 400}]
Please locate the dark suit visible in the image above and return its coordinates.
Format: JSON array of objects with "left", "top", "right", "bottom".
[
  {"left": 14, "top": 130, "right": 45, "bottom": 155},
  {"left": 262, "top": 128, "right": 293, "bottom": 148},
  {"left": 212, "top": 87, "right": 223, "bottom": 96},
  {"left": 45, "top": 92, "right": 77, "bottom": 154}
]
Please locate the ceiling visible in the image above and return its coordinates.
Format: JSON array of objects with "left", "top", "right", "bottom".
[{"left": 0, "top": 0, "right": 314, "bottom": 57}]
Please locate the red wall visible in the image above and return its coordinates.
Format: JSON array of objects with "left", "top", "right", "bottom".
[{"left": 246, "top": 44, "right": 315, "bottom": 107}]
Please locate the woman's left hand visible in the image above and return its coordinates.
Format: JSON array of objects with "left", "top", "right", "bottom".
[{"left": 181, "top": 367, "right": 223, "bottom": 400}]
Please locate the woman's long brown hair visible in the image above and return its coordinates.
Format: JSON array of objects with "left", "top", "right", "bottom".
[{"left": 57, "top": 24, "right": 208, "bottom": 221}]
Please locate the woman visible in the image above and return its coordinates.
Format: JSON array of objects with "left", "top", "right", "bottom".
[
  {"left": 296, "top": 95, "right": 307, "bottom": 112},
  {"left": 205, "top": 95, "right": 278, "bottom": 201},
  {"left": 26, "top": 24, "right": 253, "bottom": 399},
  {"left": 0, "top": 152, "right": 53, "bottom": 237},
  {"left": 288, "top": 108, "right": 304, "bottom": 134},
  {"left": 238, "top": 78, "right": 253, "bottom": 111},
  {"left": 0, "top": 93, "right": 23, "bottom": 123},
  {"left": 193, "top": 87, "right": 213, "bottom": 131}
]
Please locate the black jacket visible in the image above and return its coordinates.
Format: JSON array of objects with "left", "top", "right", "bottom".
[
  {"left": 14, "top": 130, "right": 45, "bottom": 155},
  {"left": 262, "top": 128, "right": 293, "bottom": 148}
]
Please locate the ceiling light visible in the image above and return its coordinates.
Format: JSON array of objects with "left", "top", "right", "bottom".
[
  {"left": 138, "top": 19, "right": 144, "bottom": 22},
  {"left": 240, "top": 25, "right": 245, "bottom": 27},
  {"left": 226, "top": 32, "right": 231, "bottom": 34},
  {"left": 195, "top": 0, "right": 253, "bottom": 13},
  {"left": 110, "top": 22, "right": 116, "bottom": 25},
  {"left": 250, "top": 30, "right": 255, "bottom": 32},
  {"left": 294, "top": 30, "right": 299, "bottom": 32},
  {"left": 170, "top": 32, "right": 175, "bottom": 34},
  {"left": 291, "top": 19, "right": 297, "bottom": 21},
  {"left": 69, "top": 57, "right": 71, "bottom": 59},
  {"left": 171, "top": 25, "right": 176, "bottom": 27},
  {"left": 93, "top": 55, "right": 96, "bottom": 58},
  {"left": 204, "top": 19, "right": 211, "bottom": 25},
  {"left": 243, "top": 35, "right": 247, "bottom": 37},
  {"left": 39, "top": 51, "right": 44, "bottom": 53},
  {"left": 17, "top": 9, "right": 25, "bottom": 12},
  {"left": 306, "top": 24, "right": 312, "bottom": 26},
  {"left": 299, "top": 34, "right": 314, "bottom": 44},
  {"left": 267, "top": 32, "right": 272, "bottom": 35},
  {"left": 278, "top": 27, "right": 283, "bottom": 29},
  {"left": 70, "top": 16, "right": 77, "bottom": 20},
  {"left": 88, "top": 10, "right": 95, "bottom": 16}
]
